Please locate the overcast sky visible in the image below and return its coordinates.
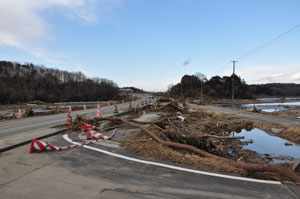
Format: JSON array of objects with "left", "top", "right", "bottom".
[{"left": 1, "top": 0, "right": 300, "bottom": 91}]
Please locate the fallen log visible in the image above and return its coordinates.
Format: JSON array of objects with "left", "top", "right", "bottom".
[{"left": 98, "top": 117, "right": 300, "bottom": 183}]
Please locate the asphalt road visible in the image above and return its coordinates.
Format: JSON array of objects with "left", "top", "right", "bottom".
[
  {"left": 189, "top": 104, "right": 300, "bottom": 126},
  {"left": 1, "top": 98, "right": 300, "bottom": 198},
  {"left": 0, "top": 132, "right": 299, "bottom": 199},
  {"left": 0, "top": 94, "right": 150, "bottom": 149}
]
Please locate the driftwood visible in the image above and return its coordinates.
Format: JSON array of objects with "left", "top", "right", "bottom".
[
  {"left": 99, "top": 117, "right": 300, "bottom": 183},
  {"left": 152, "top": 124, "right": 165, "bottom": 132},
  {"left": 167, "top": 117, "right": 186, "bottom": 137}
]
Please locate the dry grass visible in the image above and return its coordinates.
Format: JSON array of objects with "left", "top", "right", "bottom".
[
  {"left": 121, "top": 133, "right": 247, "bottom": 176},
  {"left": 120, "top": 133, "right": 286, "bottom": 181}
]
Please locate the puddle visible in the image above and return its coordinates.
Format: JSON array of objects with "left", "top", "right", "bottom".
[
  {"left": 242, "top": 101, "right": 300, "bottom": 112},
  {"left": 231, "top": 128, "right": 300, "bottom": 163}
]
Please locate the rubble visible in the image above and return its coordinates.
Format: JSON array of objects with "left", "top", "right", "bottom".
[{"left": 70, "top": 99, "right": 300, "bottom": 182}]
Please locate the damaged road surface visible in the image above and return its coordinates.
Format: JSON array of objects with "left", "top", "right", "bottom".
[
  {"left": 0, "top": 134, "right": 298, "bottom": 199},
  {"left": 0, "top": 95, "right": 148, "bottom": 149}
]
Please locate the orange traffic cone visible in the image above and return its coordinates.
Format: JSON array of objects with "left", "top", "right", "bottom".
[
  {"left": 66, "top": 110, "right": 72, "bottom": 125},
  {"left": 17, "top": 109, "right": 23, "bottom": 119},
  {"left": 68, "top": 106, "right": 72, "bottom": 112},
  {"left": 83, "top": 104, "right": 87, "bottom": 110},
  {"left": 96, "top": 104, "right": 102, "bottom": 118}
]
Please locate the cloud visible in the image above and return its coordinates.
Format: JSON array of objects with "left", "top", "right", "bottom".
[
  {"left": 182, "top": 57, "right": 191, "bottom": 66},
  {"left": 0, "top": 0, "right": 123, "bottom": 63},
  {"left": 222, "top": 62, "right": 300, "bottom": 84}
]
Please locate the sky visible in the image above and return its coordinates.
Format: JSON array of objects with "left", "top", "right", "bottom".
[{"left": 0, "top": 0, "right": 300, "bottom": 91}]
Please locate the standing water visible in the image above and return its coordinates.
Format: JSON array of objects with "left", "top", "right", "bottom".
[
  {"left": 242, "top": 101, "right": 300, "bottom": 112},
  {"left": 231, "top": 128, "right": 300, "bottom": 162}
]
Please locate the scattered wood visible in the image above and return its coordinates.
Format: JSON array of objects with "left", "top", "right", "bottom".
[
  {"left": 152, "top": 123, "right": 165, "bottom": 132},
  {"left": 98, "top": 117, "right": 300, "bottom": 183}
]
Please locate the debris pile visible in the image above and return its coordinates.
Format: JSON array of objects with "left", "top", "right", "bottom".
[{"left": 71, "top": 100, "right": 300, "bottom": 183}]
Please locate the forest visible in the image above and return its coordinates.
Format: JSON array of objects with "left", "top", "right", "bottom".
[
  {"left": 0, "top": 61, "right": 120, "bottom": 104},
  {"left": 168, "top": 74, "right": 300, "bottom": 99}
]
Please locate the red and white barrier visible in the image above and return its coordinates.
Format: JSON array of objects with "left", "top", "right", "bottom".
[
  {"left": 81, "top": 122, "right": 98, "bottom": 132},
  {"left": 87, "top": 130, "right": 112, "bottom": 140},
  {"left": 96, "top": 104, "right": 102, "bottom": 118},
  {"left": 29, "top": 128, "right": 117, "bottom": 153},
  {"left": 29, "top": 138, "right": 104, "bottom": 153}
]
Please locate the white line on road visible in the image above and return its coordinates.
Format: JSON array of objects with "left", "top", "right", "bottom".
[{"left": 63, "top": 134, "right": 281, "bottom": 185}]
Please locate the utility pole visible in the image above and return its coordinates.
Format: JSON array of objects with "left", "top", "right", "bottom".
[{"left": 231, "top": 61, "right": 238, "bottom": 106}]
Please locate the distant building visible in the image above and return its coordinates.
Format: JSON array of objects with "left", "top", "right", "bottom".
[{"left": 120, "top": 88, "right": 134, "bottom": 94}]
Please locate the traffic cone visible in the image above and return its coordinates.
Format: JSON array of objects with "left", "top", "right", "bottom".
[
  {"left": 66, "top": 110, "right": 72, "bottom": 125},
  {"left": 114, "top": 105, "right": 119, "bottom": 113},
  {"left": 83, "top": 104, "right": 87, "bottom": 110},
  {"left": 96, "top": 104, "right": 102, "bottom": 118},
  {"left": 107, "top": 101, "right": 110, "bottom": 106},
  {"left": 17, "top": 109, "right": 23, "bottom": 119},
  {"left": 68, "top": 106, "right": 72, "bottom": 112}
]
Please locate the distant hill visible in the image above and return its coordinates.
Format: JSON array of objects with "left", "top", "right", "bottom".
[
  {"left": 0, "top": 61, "right": 120, "bottom": 104},
  {"left": 121, "top": 87, "right": 145, "bottom": 93}
]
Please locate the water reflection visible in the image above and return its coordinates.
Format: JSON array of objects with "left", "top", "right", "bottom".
[{"left": 231, "top": 128, "right": 300, "bottom": 162}]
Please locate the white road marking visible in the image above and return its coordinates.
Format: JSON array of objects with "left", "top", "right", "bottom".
[{"left": 63, "top": 134, "right": 281, "bottom": 185}]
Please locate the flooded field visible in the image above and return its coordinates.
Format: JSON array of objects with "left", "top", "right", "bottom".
[
  {"left": 232, "top": 128, "right": 300, "bottom": 163},
  {"left": 242, "top": 101, "right": 300, "bottom": 112}
]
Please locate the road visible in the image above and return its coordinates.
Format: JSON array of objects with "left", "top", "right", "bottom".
[
  {"left": 0, "top": 98, "right": 300, "bottom": 198},
  {"left": 0, "top": 95, "right": 150, "bottom": 149},
  {"left": 0, "top": 132, "right": 299, "bottom": 199},
  {"left": 189, "top": 104, "right": 300, "bottom": 126}
]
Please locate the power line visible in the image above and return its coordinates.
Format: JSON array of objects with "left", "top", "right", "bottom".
[{"left": 236, "top": 23, "right": 300, "bottom": 60}]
